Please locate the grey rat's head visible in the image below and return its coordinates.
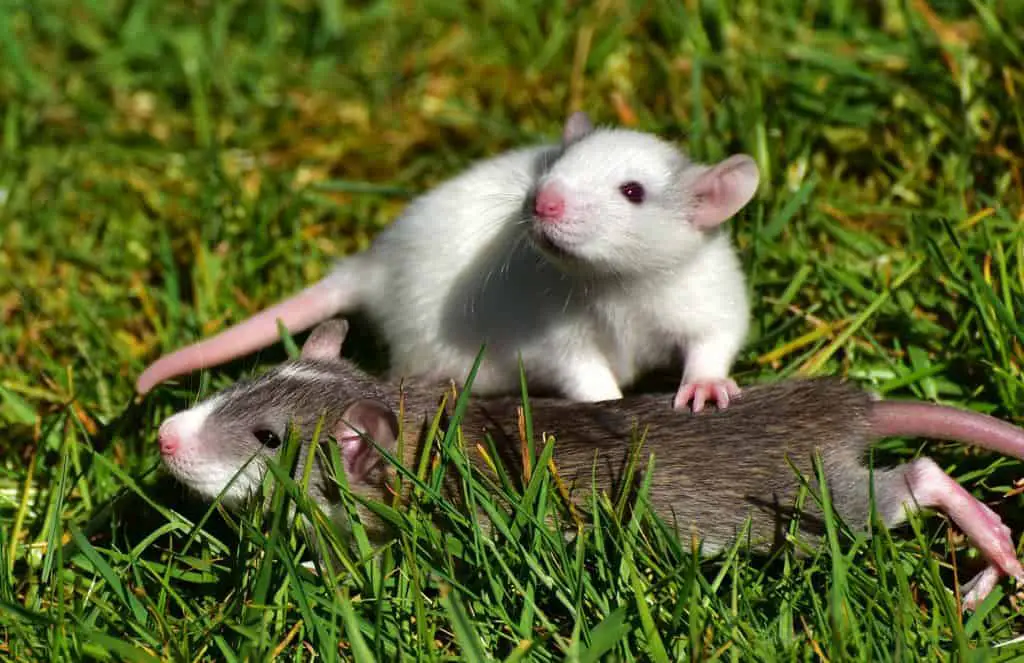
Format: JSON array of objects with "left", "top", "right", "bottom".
[
  {"left": 157, "top": 319, "right": 402, "bottom": 532},
  {"left": 529, "top": 111, "right": 760, "bottom": 275}
]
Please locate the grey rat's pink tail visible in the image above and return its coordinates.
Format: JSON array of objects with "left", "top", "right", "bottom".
[
  {"left": 870, "top": 401, "right": 1024, "bottom": 461},
  {"left": 135, "top": 258, "right": 371, "bottom": 394}
]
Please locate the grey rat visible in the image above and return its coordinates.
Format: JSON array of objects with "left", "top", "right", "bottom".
[
  {"left": 157, "top": 319, "right": 1024, "bottom": 611},
  {"left": 137, "top": 111, "right": 757, "bottom": 412}
]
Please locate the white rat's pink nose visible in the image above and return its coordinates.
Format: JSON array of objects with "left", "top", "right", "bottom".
[
  {"left": 159, "top": 420, "right": 181, "bottom": 456},
  {"left": 534, "top": 187, "right": 565, "bottom": 221}
]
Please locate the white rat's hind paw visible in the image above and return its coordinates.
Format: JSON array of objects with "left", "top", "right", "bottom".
[{"left": 674, "top": 378, "right": 741, "bottom": 413}]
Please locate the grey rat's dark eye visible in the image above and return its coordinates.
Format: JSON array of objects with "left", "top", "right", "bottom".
[
  {"left": 253, "top": 429, "right": 282, "bottom": 450},
  {"left": 619, "top": 181, "right": 645, "bottom": 204}
]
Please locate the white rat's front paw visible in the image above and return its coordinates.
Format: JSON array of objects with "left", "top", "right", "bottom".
[{"left": 673, "top": 378, "right": 741, "bottom": 413}]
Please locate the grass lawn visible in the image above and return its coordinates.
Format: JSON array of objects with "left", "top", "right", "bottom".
[{"left": 2, "top": 0, "right": 1024, "bottom": 659}]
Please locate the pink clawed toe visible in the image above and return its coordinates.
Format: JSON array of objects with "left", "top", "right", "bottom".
[{"left": 674, "top": 378, "right": 741, "bottom": 413}]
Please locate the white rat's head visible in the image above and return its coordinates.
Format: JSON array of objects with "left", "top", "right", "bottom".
[
  {"left": 529, "top": 112, "right": 759, "bottom": 275},
  {"left": 157, "top": 320, "right": 401, "bottom": 540}
]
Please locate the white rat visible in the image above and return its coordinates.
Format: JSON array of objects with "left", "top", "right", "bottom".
[{"left": 136, "top": 112, "right": 759, "bottom": 412}]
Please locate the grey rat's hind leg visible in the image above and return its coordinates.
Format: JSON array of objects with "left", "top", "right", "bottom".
[{"left": 875, "top": 457, "right": 1023, "bottom": 610}]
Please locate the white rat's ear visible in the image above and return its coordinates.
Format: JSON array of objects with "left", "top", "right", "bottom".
[
  {"left": 562, "top": 111, "right": 594, "bottom": 144},
  {"left": 688, "top": 154, "right": 760, "bottom": 229},
  {"left": 301, "top": 319, "right": 350, "bottom": 361},
  {"left": 334, "top": 399, "right": 399, "bottom": 483}
]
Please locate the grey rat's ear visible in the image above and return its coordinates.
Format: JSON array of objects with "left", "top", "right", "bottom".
[
  {"left": 301, "top": 319, "right": 350, "bottom": 361},
  {"left": 334, "top": 399, "right": 399, "bottom": 483},
  {"left": 688, "top": 154, "right": 760, "bottom": 229},
  {"left": 562, "top": 111, "right": 594, "bottom": 144}
]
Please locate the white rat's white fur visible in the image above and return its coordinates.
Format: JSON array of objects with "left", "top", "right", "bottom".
[{"left": 137, "top": 114, "right": 755, "bottom": 406}]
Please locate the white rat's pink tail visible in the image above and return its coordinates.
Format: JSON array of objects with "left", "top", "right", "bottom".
[
  {"left": 870, "top": 401, "right": 1024, "bottom": 461},
  {"left": 135, "top": 258, "right": 371, "bottom": 394}
]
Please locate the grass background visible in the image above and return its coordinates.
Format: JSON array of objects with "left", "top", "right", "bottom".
[{"left": 2, "top": 0, "right": 1024, "bottom": 659}]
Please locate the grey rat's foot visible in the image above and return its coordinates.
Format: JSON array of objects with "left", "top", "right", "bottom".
[
  {"left": 673, "top": 378, "right": 741, "bottom": 413},
  {"left": 956, "top": 490, "right": 1023, "bottom": 586},
  {"left": 960, "top": 564, "right": 1003, "bottom": 612}
]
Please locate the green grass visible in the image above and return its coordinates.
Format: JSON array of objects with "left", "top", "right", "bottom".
[{"left": 2, "top": 0, "right": 1024, "bottom": 659}]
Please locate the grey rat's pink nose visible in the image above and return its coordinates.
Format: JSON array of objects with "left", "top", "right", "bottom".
[
  {"left": 534, "top": 187, "right": 565, "bottom": 221},
  {"left": 158, "top": 421, "right": 180, "bottom": 456}
]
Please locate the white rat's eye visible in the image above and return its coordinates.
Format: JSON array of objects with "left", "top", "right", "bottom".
[
  {"left": 619, "top": 181, "right": 645, "bottom": 204},
  {"left": 253, "top": 429, "right": 282, "bottom": 450}
]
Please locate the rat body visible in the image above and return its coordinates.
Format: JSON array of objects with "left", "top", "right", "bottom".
[
  {"left": 158, "top": 319, "right": 1024, "bottom": 610},
  {"left": 137, "top": 112, "right": 758, "bottom": 412}
]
